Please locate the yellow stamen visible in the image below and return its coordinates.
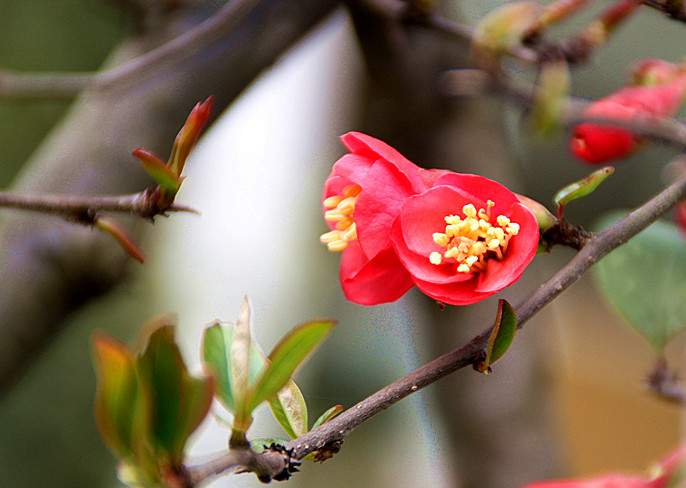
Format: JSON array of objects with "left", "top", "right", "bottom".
[
  {"left": 320, "top": 184, "right": 362, "bottom": 252},
  {"left": 430, "top": 200, "right": 520, "bottom": 274}
]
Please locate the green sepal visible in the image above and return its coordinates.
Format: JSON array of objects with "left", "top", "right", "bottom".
[{"left": 477, "top": 300, "right": 517, "bottom": 374}]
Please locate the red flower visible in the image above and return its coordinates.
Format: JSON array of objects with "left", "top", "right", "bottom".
[
  {"left": 321, "top": 133, "right": 539, "bottom": 306},
  {"left": 571, "top": 74, "right": 686, "bottom": 164},
  {"left": 521, "top": 444, "right": 686, "bottom": 488},
  {"left": 390, "top": 173, "right": 539, "bottom": 305},
  {"left": 321, "top": 132, "right": 443, "bottom": 305},
  {"left": 677, "top": 200, "right": 686, "bottom": 239}
]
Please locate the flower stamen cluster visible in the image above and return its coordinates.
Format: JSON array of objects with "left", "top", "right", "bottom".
[
  {"left": 320, "top": 184, "right": 361, "bottom": 251},
  {"left": 429, "top": 201, "right": 520, "bottom": 274}
]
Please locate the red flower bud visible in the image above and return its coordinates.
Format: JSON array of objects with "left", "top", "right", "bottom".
[{"left": 571, "top": 74, "right": 686, "bottom": 164}]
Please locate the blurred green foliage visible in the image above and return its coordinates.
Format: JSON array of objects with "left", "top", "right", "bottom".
[
  {"left": 0, "top": 0, "right": 123, "bottom": 186},
  {"left": 0, "top": 2, "right": 124, "bottom": 487}
]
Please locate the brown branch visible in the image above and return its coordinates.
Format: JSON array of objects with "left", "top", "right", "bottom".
[
  {"left": 440, "top": 68, "right": 686, "bottom": 150},
  {"left": 185, "top": 448, "right": 288, "bottom": 486},
  {"left": 0, "top": 190, "right": 196, "bottom": 219},
  {"left": 184, "top": 165, "right": 686, "bottom": 481},
  {"left": 0, "top": 0, "right": 260, "bottom": 99},
  {"left": 0, "top": 0, "right": 342, "bottom": 396}
]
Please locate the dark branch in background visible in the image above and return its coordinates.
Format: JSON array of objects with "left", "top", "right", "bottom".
[
  {"left": 0, "top": 0, "right": 342, "bottom": 396},
  {"left": 440, "top": 68, "right": 686, "bottom": 151},
  {"left": 641, "top": 0, "right": 686, "bottom": 23}
]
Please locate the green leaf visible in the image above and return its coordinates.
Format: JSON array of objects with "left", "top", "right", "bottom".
[
  {"left": 553, "top": 166, "right": 614, "bottom": 211},
  {"left": 247, "top": 319, "right": 336, "bottom": 412},
  {"left": 529, "top": 60, "right": 570, "bottom": 138},
  {"left": 594, "top": 212, "right": 686, "bottom": 352},
  {"left": 136, "top": 324, "right": 212, "bottom": 463},
  {"left": 311, "top": 405, "right": 344, "bottom": 431},
  {"left": 268, "top": 378, "right": 308, "bottom": 439},
  {"left": 477, "top": 300, "right": 517, "bottom": 374},
  {"left": 92, "top": 333, "right": 141, "bottom": 459},
  {"left": 473, "top": 1, "right": 542, "bottom": 55},
  {"left": 132, "top": 148, "right": 181, "bottom": 198},
  {"left": 201, "top": 322, "right": 267, "bottom": 414},
  {"left": 231, "top": 297, "right": 252, "bottom": 420}
]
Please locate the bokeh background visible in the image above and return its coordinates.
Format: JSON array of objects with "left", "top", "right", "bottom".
[{"left": 0, "top": 1, "right": 684, "bottom": 487}]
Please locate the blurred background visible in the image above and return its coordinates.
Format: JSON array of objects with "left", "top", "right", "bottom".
[{"left": 0, "top": 1, "right": 684, "bottom": 487}]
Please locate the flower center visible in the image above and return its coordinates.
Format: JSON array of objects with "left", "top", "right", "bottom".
[
  {"left": 429, "top": 201, "right": 520, "bottom": 274},
  {"left": 320, "top": 184, "right": 361, "bottom": 251}
]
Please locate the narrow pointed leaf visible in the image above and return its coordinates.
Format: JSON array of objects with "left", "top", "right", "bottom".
[
  {"left": 553, "top": 166, "right": 614, "bottom": 209},
  {"left": 168, "top": 97, "right": 212, "bottom": 177},
  {"left": 92, "top": 333, "right": 141, "bottom": 459},
  {"left": 95, "top": 216, "right": 145, "bottom": 264},
  {"left": 268, "top": 378, "right": 308, "bottom": 438},
  {"left": 247, "top": 319, "right": 336, "bottom": 411},
  {"left": 594, "top": 213, "right": 686, "bottom": 352},
  {"left": 201, "top": 322, "right": 268, "bottom": 414},
  {"left": 230, "top": 297, "right": 252, "bottom": 423},
  {"left": 477, "top": 300, "right": 517, "bottom": 373},
  {"left": 137, "top": 325, "right": 212, "bottom": 463},
  {"left": 311, "top": 405, "right": 344, "bottom": 431},
  {"left": 133, "top": 147, "right": 180, "bottom": 197}
]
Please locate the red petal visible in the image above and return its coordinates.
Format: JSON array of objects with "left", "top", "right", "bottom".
[
  {"left": 475, "top": 203, "right": 539, "bottom": 293},
  {"left": 391, "top": 210, "right": 474, "bottom": 285},
  {"left": 341, "top": 132, "right": 425, "bottom": 191},
  {"left": 355, "top": 159, "right": 422, "bottom": 259},
  {"left": 339, "top": 245, "right": 414, "bottom": 305}
]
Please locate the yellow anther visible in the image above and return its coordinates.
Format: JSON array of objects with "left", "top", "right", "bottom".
[
  {"left": 463, "top": 204, "right": 477, "bottom": 218},
  {"left": 497, "top": 215, "right": 511, "bottom": 227},
  {"left": 321, "top": 184, "right": 361, "bottom": 252},
  {"left": 328, "top": 240, "right": 349, "bottom": 252},
  {"left": 433, "top": 233, "right": 450, "bottom": 247},
  {"left": 323, "top": 195, "right": 343, "bottom": 208},
  {"left": 325, "top": 209, "right": 345, "bottom": 221},
  {"left": 429, "top": 199, "right": 521, "bottom": 274}
]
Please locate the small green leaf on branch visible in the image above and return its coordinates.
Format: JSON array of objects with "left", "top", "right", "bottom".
[
  {"left": 553, "top": 166, "right": 614, "bottom": 218},
  {"left": 476, "top": 299, "right": 517, "bottom": 374},
  {"left": 247, "top": 319, "right": 336, "bottom": 412},
  {"left": 268, "top": 378, "right": 309, "bottom": 439},
  {"left": 311, "top": 405, "right": 344, "bottom": 431}
]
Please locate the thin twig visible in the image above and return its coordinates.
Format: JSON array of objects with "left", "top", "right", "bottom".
[
  {"left": 0, "top": 0, "right": 260, "bottom": 99},
  {"left": 0, "top": 190, "right": 196, "bottom": 219},
  {"left": 440, "top": 68, "right": 686, "bottom": 150}
]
